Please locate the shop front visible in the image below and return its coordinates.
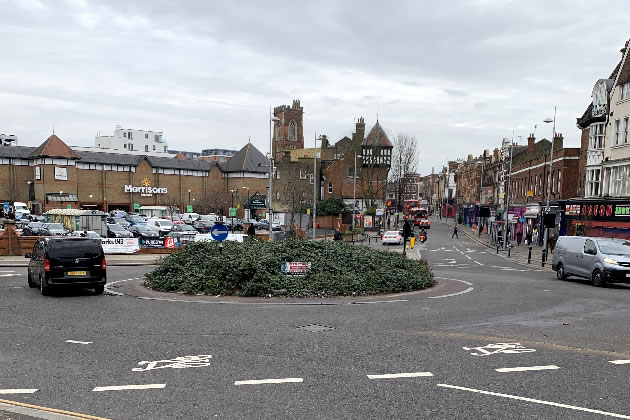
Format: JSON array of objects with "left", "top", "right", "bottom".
[{"left": 565, "top": 199, "right": 630, "bottom": 239}]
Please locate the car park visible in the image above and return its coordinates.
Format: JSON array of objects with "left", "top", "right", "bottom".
[
  {"left": 70, "top": 231, "right": 101, "bottom": 239},
  {"left": 25, "top": 237, "right": 106, "bottom": 295},
  {"left": 382, "top": 230, "right": 403, "bottom": 245},
  {"left": 107, "top": 223, "right": 133, "bottom": 238},
  {"left": 552, "top": 236, "right": 630, "bottom": 286},
  {"left": 129, "top": 224, "right": 159, "bottom": 238},
  {"left": 40, "top": 223, "right": 69, "bottom": 236},
  {"left": 149, "top": 218, "right": 174, "bottom": 236}
]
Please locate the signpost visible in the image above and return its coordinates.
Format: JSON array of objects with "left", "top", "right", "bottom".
[
  {"left": 249, "top": 193, "right": 266, "bottom": 209},
  {"left": 186, "top": 205, "right": 193, "bottom": 213},
  {"left": 211, "top": 223, "right": 229, "bottom": 254},
  {"left": 134, "top": 202, "right": 140, "bottom": 211}
]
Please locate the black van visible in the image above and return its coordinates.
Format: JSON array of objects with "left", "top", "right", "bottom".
[{"left": 25, "top": 237, "right": 107, "bottom": 295}]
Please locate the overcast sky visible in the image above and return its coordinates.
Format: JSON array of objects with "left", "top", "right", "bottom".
[{"left": 1, "top": 0, "right": 629, "bottom": 174}]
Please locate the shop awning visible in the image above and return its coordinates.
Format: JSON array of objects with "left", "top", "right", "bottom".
[{"left": 46, "top": 193, "right": 79, "bottom": 202}]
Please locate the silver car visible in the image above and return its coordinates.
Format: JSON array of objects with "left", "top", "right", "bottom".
[{"left": 552, "top": 236, "right": 630, "bottom": 286}]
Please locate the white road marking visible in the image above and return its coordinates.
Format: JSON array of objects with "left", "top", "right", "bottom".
[
  {"left": 92, "top": 384, "right": 165, "bottom": 392},
  {"left": 65, "top": 340, "right": 92, "bottom": 345},
  {"left": 0, "top": 273, "right": 21, "bottom": 277},
  {"left": 465, "top": 255, "right": 472, "bottom": 260},
  {"left": 474, "top": 261, "right": 483, "bottom": 266},
  {"left": 437, "top": 383, "right": 630, "bottom": 419},
  {"left": 367, "top": 372, "right": 433, "bottom": 379},
  {"left": 495, "top": 365, "right": 559, "bottom": 373},
  {"left": 0, "top": 389, "right": 38, "bottom": 394},
  {"left": 354, "top": 299, "right": 409, "bottom": 304},
  {"left": 0, "top": 270, "right": 15, "bottom": 272},
  {"left": 103, "top": 278, "right": 136, "bottom": 296},
  {"left": 609, "top": 359, "right": 630, "bottom": 365},
  {"left": 234, "top": 378, "right": 303, "bottom": 386}
]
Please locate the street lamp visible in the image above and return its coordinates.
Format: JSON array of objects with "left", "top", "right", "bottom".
[
  {"left": 242, "top": 186, "right": 250, "bottom": 219},
  {"left": 543, "top": 107, "right": 557, "bottom": 263},
  {"left": 269, "top": 112, "right": 280, "bottom": 241},
  {"left": 353, "top": 149, "right": 363, "bottom": 243},
  {"left": 229, "top": 189, "right": 236, "bottom": 233},
  {"left": 313, "top": 135, "right": 324, "bottom": 240},
  {"left": 188, "top": 189, "right": 191, "bottom": 208}
]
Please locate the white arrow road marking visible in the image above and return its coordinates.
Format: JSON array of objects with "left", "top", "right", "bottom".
[
  {"left": 92, "top": 384, "right": 165, "bottom": 392},
  {"left": 0, "top": 389, "right": 38, "bottom": 394},
  {"left": 235, "top": 378, "right": 303, "bottom": 386},
  {"left": 367, "top": 372, "right": 433, "bottom": 379},
  {"left": 65, "top": 340, "right": 92, "bottom": 345},
  {"left": 495, "top": 365, "right": 559, "bottom": 373},
  {"left": 609, "top": 360, "right": 630, "bottom": 365},
  {"left": 437, "top": 383, "right": 630, "bottom": 419}
]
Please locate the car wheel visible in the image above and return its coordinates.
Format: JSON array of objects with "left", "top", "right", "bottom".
[
  {"left": 592, "top": 269, "right": 605, "bottom": 287},
  {"left": 40, "top": 275, "right": 50, "bottom": 296},
  {"left": 93, "top": 285, "right": 105, "bottom": 295},
  {"left": 556, "top": 263, "right": 567, "bottom": 280},
  {"left": 27, "top": 269, "right": 36, "bottom": 288}
]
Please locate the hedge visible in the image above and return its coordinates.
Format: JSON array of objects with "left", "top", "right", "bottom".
[{"left": 144, "top": 238, "right": 433, "bottom": 297}]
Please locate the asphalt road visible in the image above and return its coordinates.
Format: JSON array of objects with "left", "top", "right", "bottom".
[{"left": 1, "top": 218, "right": 630, "bottom": 419}]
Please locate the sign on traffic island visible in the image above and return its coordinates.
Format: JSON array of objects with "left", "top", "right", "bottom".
[{"left": 281, "top": 262, "right": 311, "bottom": 275}]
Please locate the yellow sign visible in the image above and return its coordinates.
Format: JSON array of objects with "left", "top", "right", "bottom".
[
  {"left": 499, "top": 193, "right": 504, "bottom": 199},
  {"left": 527, "top": 190, "right": 534, "bottom": 197},
  {"left": 307, "top": 208, "right": 311, "bottom": 215},
  {"left": 141, "top": 178, "right": 151, "bottom": 187}
]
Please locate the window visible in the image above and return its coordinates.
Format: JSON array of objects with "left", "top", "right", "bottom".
[
  {"left": 123, "top": 132, "right": 127, "bottom": 138},
  {"left": 153, "top": 145, "right": 156, "bottom": 150},
  {"left": 348, "top": 167, "right": 354, "bottom": 179},
  {"left": 615, "top": 119, "right": 621, "bottom": 145},
  {"left": 624, "top": 117, "right": 629, "bottom": 144},
  {"left": 288, "top": 120, "right": 297, "bottom": 141},
  {"left": 309, "top": 174, "right": 314, "bottom": 184},
  {"left": 622, "top": 82, "right": 630, "bottom": 101},
  {"left": 275, "top": 170, "right": 280, "bottom": 179},
  {"left": 276, "top": 191, "right": 280, "bottom": 200},
  {"left": 164, "top": 146, "right": 168, "bottom": 152},
  {"left": 145, "top": 145, "right": 149, "bottom": 152},
  {"left": 328, "top": 183, "right": 333, "bottom": 193},
  {"left": 129, "top": 143, "right": 133, "bottom": 151},
  {"left": 128, "top": 132, "right": 133, "bottom": 140},
  {"left": 145, "top": 134, "right": 148, "bottom": 139},
  {"left": 124, "top": 144, "right": 127, "bottom": 149},
  {"left": 584, "top": 239, "right": 597, "bottom": 255},
  {"left": 589, "top": 123, "right": 605, "bottom": 149},
  {"left": 557, "top": 169, "right": 561, "bottom": 195},
  {"left": 299, "top": 170, "right": 306, "bottom": 179}
]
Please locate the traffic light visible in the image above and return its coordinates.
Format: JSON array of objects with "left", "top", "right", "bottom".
[{"left": 387, "top": 201, "right": 392, "bottom": 207}]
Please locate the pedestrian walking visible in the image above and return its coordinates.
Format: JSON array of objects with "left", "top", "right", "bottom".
[
  {"left": 452, "top": 225, "right": 459, "bottom": 239},
  {"left": 333, "top": 228, "right": 342, "bottom": 242},
  {"left": 247, "top": 223, "right": 256, "bottom": 239},
  {"left": 387, "top": 217, "right": 391, "bottom": 230},
  {"left": 516, "top": 230, "right": 523, "bottom": 246}
]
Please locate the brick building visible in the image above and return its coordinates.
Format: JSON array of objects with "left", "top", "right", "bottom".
[{"left": 272, "top": 100, "right": 304, "bottom": 161}]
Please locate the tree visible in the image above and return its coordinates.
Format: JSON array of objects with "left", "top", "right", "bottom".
[
  {"left": 389, "top": 134, "right": 419, "bottom": 211},
  {"left": 161, "top": 195, "right": 183, "bottom": 220},
  {"left": 283, "top": 181, "right": 312, "bottom": 230}
]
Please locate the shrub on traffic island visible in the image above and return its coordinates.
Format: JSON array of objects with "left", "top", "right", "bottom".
[{"left": 144, "top": 238, "right": 433, "bottom": 297}]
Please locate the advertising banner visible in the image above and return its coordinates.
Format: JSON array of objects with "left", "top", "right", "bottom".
[
  {"left": 195, "top": 233, "right": 245, "bottom": 243},
  {"left": 139, "top": 238, "right": 164, "bottom": 248},
  {"left": 100, "top": 238, "right": 140, "bottom": 254},
  {"left": 364, "top": 215, "right": 373, "bottom": 228},
  {"left": 54, "top": 167, "right": 68, "bottom": 181}
]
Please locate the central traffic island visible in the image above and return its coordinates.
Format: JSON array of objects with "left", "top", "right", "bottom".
[{"left": 144, "top": 239, "right": 433, "bottom": 297}]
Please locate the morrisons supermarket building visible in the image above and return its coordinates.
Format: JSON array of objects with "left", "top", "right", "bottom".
[{"left": 0, "top": 134, "right": 271, "bottom": 215}]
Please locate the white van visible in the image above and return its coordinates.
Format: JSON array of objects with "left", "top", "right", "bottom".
[
  {"left": 13, "top": 202, "right": 30, "bottom": 215},
  {"left": 181, "top": 213, "right": 200, "bottom": 224},
  {"left": 198, "top": 214, "right": 221, "bottom": 224},
  {"left": 148, "top": 218, "right": 174, "bottom": 236}
]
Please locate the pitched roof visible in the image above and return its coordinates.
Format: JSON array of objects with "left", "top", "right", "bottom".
[
  {"left": 362, "top": 122, "right": 393, "bottom": 147},
  {"left": 613, "top": 41, "right": 630, "bottom": 88},
  {"left": 28, "top": 134, "right": 80, "bottom": 159},
  {"left": 222, "top": 142, "right": 269, "bottom": 173},
  {"left": 0, "top": 145, "right": 36, "bottom": 159}
]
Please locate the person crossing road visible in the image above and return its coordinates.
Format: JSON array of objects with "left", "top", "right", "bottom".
[{"left": 452, "top": 225, "right": 459, "bottom": 239}]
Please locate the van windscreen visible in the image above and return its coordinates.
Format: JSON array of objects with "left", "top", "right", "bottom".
[
  {"left": 48, "top": 240, "right": 102, "bottom": 258},
  {"left": 597, "top": 240, "right": 630, "bottom": 256}
]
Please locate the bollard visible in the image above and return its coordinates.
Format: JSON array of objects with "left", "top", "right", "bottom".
[
  {"left": 410, "top": 236, "right": 415, "bottom": 249},
  {"left": 508, "top": 247, "right": 511, "bottom": 257},
  {"left": 541, "top": 249, "right": 546, "bottom": 267},
  {"left": 496, "top": 245, "right": 499, "bottom": 254},
  {"left": 528, "top": 246, "right": 532, "bottom": 264},
  {"left": 368, "top": 236, "right": 371, "bottom": 245}
]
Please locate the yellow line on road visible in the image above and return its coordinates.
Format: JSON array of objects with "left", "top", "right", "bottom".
[{"left": 0, "top": 398, "right": 111, "bottom": 420}]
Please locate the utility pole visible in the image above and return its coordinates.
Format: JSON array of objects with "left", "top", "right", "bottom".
[{"left": 503, "top": 137, "right": 514, "bottom": 249}]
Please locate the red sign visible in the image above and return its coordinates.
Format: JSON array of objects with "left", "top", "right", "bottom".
[
  {"left": 164, "top": 237, "right": 177, "bottom": 249},
  {"left": 281, "top": 262, "right": 311, "bottom": 274}
]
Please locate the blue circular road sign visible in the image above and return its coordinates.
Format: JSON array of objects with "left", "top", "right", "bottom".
[{"left": 210, "top": 223, "right": 229, "bottom": 242}]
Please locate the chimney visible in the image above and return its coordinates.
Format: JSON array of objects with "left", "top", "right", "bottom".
[
  {"left": 355, "top": 116, "right": 366, "bottom": 141},
  {"left": 553, "top": 133, "right": 563, "bottom": 151},
  {"left": 527, "top": 133, "right": 535, "bottom": 152}
]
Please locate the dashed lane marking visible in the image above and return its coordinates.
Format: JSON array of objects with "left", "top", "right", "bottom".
[
  {"left": 234, "top": 378, "right": 303, "bottom": 386},
  {"left": 92, "top": 384, "right": 166, "bottom": 392},
  {"left": 367, "top": 372, "right": 433, "bottom": 379},
  {"left": 465, "top": 255, "right": 472, "bottom": 260},
  {"left": 437, "top": 383, "right": 630, "bottom": 419},
  {"left": 474, "top": 261, "right": 483, "bottom": 266},
  {"left": 609, "top": 360, "right": 630, "bottom": 365},
  {"left": 495, "top": 365, "right": 560, "bottom": 373},
  {"left": 0, "top": 389, "right": 37, "bottom": 395},
  {"left": 66, "top": 340, "right": 92, "bottom": 345}
]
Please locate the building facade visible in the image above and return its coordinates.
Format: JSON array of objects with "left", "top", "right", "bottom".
[
  {"left": 272, "top": 100, "right": 304, "bottom": 161},
  {"left": 95, "top": 125, "right": 168, "bottom": 154}
]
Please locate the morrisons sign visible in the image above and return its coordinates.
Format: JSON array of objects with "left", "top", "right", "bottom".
[{"left": 124, "top": 178, "right": 167, "bottom": 195}]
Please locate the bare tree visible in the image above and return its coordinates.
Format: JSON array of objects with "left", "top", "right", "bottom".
[
  {"left": 161, "top": 195, "right": 183, "bottom": 220},
  {"left": 389, "top": 134, "right": 419, "bottom": 211},
  {"left": 282, "top": 181, "right": 312, "bottom": 230}
]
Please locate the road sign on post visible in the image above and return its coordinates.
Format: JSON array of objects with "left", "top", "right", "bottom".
[
  {"left": 229, "top": 207, "right": 237, "bottom": 217},
  {"left": 249, "top": 193, "right": 266, "bottom": 209},
  {"left": 186, "top": 205, "right": 193, "bottom": 213},
  {"left": 134, "top": 202, "right": 140, "bottom": 210},
  {"left": 210, "top": 223, "right": 229, "bottom": 254}
]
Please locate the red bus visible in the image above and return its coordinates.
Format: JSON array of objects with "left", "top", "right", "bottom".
[
  {"left": 410, "top": 207, "right": 430, "bottom": 228},
  {"left": 404, "top": 200, "right": 420, "bottom": 216}
]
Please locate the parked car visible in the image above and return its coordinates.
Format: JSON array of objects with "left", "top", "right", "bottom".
[
  {"left": 23, "top": 221, "right": 44, "bottom": 236},
  {"left": 552, "top": 236, "right": 630, "bottom": 286},
  {"left": 40, "top": 223, "right": 69, "bottom": 236},
  {"left": 382, "top": 230, "right": 403, "bottom": 245},
  {"left": 125, "top": 215, "right": 147, "bottom": 226},
  {"left": 224, "top": 218, "right": 243, "bottom": 231},
  {"left": 110, "top": 210, "right": 127, "bottom": 219},
  {"left": 198, "top": 214, "right": 221, "bottom": 224},
  {"left": 181, "top": 213, "right": 200, "bottom": 224},
  {"left": 107, "top": 223, "right": 133, "bottom": 238},
  {"left": 149, "top": 218, "right": 174, "bottom": 236},
  {"left": 25, "top": 237, "right": 106, "bottom": 295},
  {"left": 257, "top": 220, "right": 281, "bottom": 231},
  {"left": 170, "top": 224, "right": 198, "bottom": 237},
  {"left": 129, "top": 224, "right": 159, "bottom": 238},
  {"left": 70, "top": 231, "right": 102, "bottom": 239},
  {"left": 13, "top": 201, "right": 30, "bottom": 216},
  {"left": 193, "top": 220, "right": 214, "bottom": 233},
  {"left": 113, "top": 217, "right": 131, "bottom": 229}
]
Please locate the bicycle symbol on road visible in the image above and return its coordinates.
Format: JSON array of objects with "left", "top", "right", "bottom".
[
  {"left": 132, "top": 354, "right": 213, "bottom": 371},
  {"left": 462, "top": 343, "right": 535, "bottom": 356}
]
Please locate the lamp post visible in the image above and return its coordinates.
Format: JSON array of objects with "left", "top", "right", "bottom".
[
  {"left": 353, "top": 148, "right": 362, "bottom": 236},
  {"left": 543, "top": 107, "right": 557, "bottom": 263},
  {"left": 242, "top": 186, "right": 250, "bottom": 220},
  {"left": 313, "top": 135, "right": 324, "bottom": 240},
  {"left": 188, "top": 189, "right": 191, "bottom": 208},
  {"left": 269, "top": 112, "right": 280, "bottom": 241},
  {"left": 503, "top": 139, "right": 514, "bottom": 249}
]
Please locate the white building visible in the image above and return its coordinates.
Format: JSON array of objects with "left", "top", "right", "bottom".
[
  {"left": 95, "top": 125, "right": 168, "bottom": 154},
  {"left": 0, "top": 134, "right": 17, "bottom": 146}
]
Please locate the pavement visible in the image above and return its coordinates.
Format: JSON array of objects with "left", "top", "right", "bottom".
[{"left": 1, "top": 221, "right": 630, "bottom": 419}]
